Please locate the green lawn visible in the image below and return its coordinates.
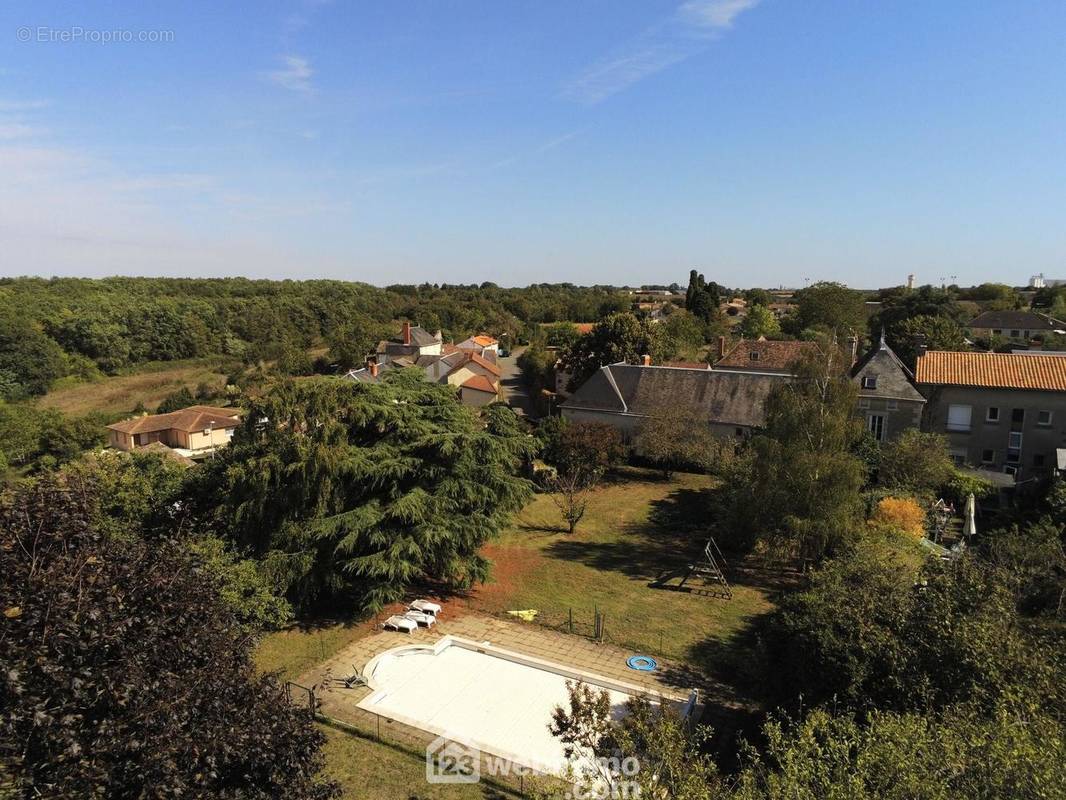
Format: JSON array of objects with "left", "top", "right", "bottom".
[
  {"left": 256, "top": 619, "right": 373, "bottom": 684},
  {"left": 259, "top": 467, "right": 784, "bottom": 796},
  {"left": 467, "top": 468, "right": 779, "bottom": 665},
  {"left": 321, "top": 726, "right": 517, "bottom": 800}
]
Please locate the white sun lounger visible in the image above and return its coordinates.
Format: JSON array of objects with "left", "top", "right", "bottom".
[
  {"left": 382, "top": 615, "right": 418, "bottom": 633},
  {"left": 404, "top": 610, "right": 436, "bottom": 627},
  {"left": 409, "top": 599, "right": 442, "bottom": 616}
]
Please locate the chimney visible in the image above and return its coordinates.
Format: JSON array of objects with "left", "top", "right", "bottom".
[
  {"left": 369, "top": 360, "right": 379, "bottom": 378},
  {"left": 847, "top": 335, "right": 859, "bottom": 365},
  {"left": 717, "top": 336, "right": 727, "bottom": 359},
  {"left": 642, "top": 354, "right": 652, "bottom": 366},
  {"left": 402, "top": 321, "right": 411, "bottom": 345}
]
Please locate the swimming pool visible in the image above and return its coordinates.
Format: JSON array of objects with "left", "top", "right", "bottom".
[{"left": 357, "top": 635, "right": 696, "bottom": 776}]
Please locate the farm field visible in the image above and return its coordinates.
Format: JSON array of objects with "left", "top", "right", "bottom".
[{"left": 37, "top": 358, "right": 235, "bottom": 417}]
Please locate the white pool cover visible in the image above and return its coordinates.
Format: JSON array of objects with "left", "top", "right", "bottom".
[{"left": 357, "top": 635, "right": 694, "bottom": 776}]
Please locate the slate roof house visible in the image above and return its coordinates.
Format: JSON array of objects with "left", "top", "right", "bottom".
[
  {"left": 916, "top": 351, "right": 1066, "bottom": 478},
  {"left": 106, "top": 405, "right": 241, "bottom": 458},
  {"left": 851, "top": 336, "right": 926, "bottom": 442},
  {"left": 560, "top": 362, "right": 789, "bottom": 440},
  {"left": 967, "top": 310, "right": 1066, "bottom": 344},
  {"left": 377, "top": 321, "right": 443, "bottom": 360}
]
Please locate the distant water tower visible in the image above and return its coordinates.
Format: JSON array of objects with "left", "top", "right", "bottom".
[{"left": 906, "top": 273, "right": 915, "bottom": 290}]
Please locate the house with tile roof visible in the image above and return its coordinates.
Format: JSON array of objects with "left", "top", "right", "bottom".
[
  {"left": 851, "top": 335, "right": 926, "bottom": 442},
  {"left": 560, "top": 361, "right": 789, "bottom": 440},
  {"left": 456, "top": 333, "right": 499, "bottom": 358},
  {"left": 916, "top": 351, "right": 1066, "bottom": 478},
  {"left": 967, "top": 309, "right": 1066, "bottom": 344},
  {"left": 714, "top": 337, "right": 817, "bottom": 374},
  {"left": 459, "top": 374, "right": 499, "bottom": 406},
  {"left": 106, "top": 405, "right": 241, "bottom": 458},
  {"left": 345, "top": 346, "right": 500, "bottom": 406}
]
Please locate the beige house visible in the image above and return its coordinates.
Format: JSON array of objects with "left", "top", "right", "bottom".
[
  {"left": 107, "top": 405, "right": 241, "bottom": 457},
  {"left": 443, "top": 352, "right": 500, "bottom": 389}
]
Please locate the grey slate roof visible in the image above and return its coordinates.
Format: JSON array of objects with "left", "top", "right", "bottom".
[
  {"left": 968, "top": 310, "right": 1064, "bottom": 331},
  {"left": 561, "top": 363, "right": 789, "bottom": 428},
  {"left": 408, "top": 326, "right": 440, "bottom": 347},
  {"left": 851, "top": 339, "right": 926, "bottom": 403}
]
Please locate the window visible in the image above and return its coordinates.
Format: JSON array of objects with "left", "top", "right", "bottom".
[
  {"left": 992, "top": 329, "right": 1002, "bottom": 335},
  {"left": 858, "top": 398, "right": 870, "bottom": 409},
  {"left": 1034, "top": 453, "right": 1046, "bottom": 467},
  {"left": 1008, "top": 431, "right": 1023, "bottom": 449},
  {"left": 886, "top": 399, "right": 898, "bottom": 410},
  {"left": 1004, "top": 465, "right": 1019, "bottom": 477},
  {"left": 947, "top": 404, "right": 972, "bottom": 432},
  {"left": 986, "top": 406, "right": 1000, "bottom": 422},
  {"left": 867, "top": 414, "right": 886, "bottom": 442},
  {"left": 862, "top": 375, "right": 878, "bottom": 390},
  {"left": 1012, "top": 408, "right": 1025, "bottom": 424},
  {"left": 748, "top": 351, "right": 760, "bottom": 361},
  {"left": 1010, "top": 329, "right": 1021, "bottom": 338},
  {"left": 981, "top": 449, "right": 995, "bottom": 465},
  {"left": 1038, "top": 410, "right": 1053, "bottom": 426}
]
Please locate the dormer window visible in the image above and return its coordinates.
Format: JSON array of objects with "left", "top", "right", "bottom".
[
  {"left": 749, "top": 351, "right": 760, "bottom": 361},
  {"left": 862, "top": 375, "right": 878, "bottom": 390}
]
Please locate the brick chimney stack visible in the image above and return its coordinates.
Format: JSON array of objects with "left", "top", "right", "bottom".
[
  {"left": 369, "top": 360, "right": 379, "bottom": 378},
  {"left": 642, "top": 354, "right": 652, "bottom": 366},
  {"left": 718, "top": 336, "right": 727, "bottom": 359},
  {"left": 402, "top": 321, "right": 411, "bottom": 345}
]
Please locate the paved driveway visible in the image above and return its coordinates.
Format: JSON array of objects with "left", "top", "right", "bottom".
[{"left": 497, "top": 347, "right": 536, "bottom": 419}]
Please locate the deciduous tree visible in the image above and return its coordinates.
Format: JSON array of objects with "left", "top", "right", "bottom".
[
  {"left": 0, "top": 477, "right": 337, "bottom": 799},
  {"left": 738, "top": 304, "right": 781, "bottom": 339}
]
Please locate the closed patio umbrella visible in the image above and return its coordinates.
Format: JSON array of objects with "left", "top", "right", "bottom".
[{"left": 963, "top": 493, "right": 977, "bottom": 537}]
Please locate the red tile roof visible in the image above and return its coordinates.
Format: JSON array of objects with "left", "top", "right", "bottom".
[
  {"left": 466, "top": 352, "right": 501, "bottom": 377},
  {"left": 715, "top": 339, "right": 815, "bottom": 372},
  {"left": 107, "top": 405, "right": 240, "bottom": 435},
  {"left": 915, "top": 351, "right": 1066, "bottom": 390},
  {"left": 460, "top": 374, "right": 498, "bottom": 394}
]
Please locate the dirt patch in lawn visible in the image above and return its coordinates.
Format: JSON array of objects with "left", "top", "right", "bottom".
[{"left": 463, "top": 542, "right": 544, "bottom": 612}]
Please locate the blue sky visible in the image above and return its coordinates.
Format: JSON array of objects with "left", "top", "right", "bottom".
[{"left": 1, "top": 1, "right": 1064, "bottom": 288}]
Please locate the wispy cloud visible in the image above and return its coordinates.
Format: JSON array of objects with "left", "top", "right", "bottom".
[
  {"left": 563, "top": 0, "right": 760, "bottom": 104},
  {"left": 0, "top": 122, "right": 43, "bottom": 140},
  {"left": 536, "top": 129, "right": 583, "bottom": 154},
  {"left": 266, "top": 54, "right": 315, "bottom": 92},
  {"left": 679, "top": 0, "right": 760, "bottom": 29},
  {"left": 491, "top": 129, "right": 585, "bottom": 170},
  {"left": 0, "top": 98, "right": 49, "bottom": 112},
  {"left": 111, "top": 173, "right": 217, "bottom": 192}
]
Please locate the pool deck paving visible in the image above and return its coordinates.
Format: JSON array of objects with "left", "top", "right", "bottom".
[{"left": 298, "top": 610, "right": 744, "bottom": 749}]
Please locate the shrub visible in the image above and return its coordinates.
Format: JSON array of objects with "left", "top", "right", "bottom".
[{"left": 869, "top": 496, "right": 925, "bottom": 539}]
